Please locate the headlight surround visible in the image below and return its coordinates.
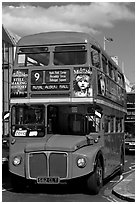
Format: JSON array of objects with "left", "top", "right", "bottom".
[
  {"left": 76, "top": 157, "right": 87, "bottom": 168},
  {"left": 12, "top": 156, "right": 22, "bottom": 166}
]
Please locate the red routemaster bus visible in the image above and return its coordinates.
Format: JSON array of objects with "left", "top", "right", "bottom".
[{"left": 9, "top": 31, "right": 126, "bottom": 194}]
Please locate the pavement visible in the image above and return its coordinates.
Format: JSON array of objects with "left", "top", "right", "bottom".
[{"left": 112, "top": 171, "right": 135, "bottom": 202}]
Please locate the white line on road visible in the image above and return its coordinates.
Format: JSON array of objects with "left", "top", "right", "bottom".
[
  {"left": 102, "top": 195, "right": 118, "bottom": 202},
  {"left": 122, "top": 169, "right": 135, "bottom": 175}
]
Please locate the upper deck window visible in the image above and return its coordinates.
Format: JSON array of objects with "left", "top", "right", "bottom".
[
  {"left": 118, "top": 72, "right": 125, "bottom": 88},
  {"left": 102, "top": 55, "right": 108, "bottom": 74},
  {"left": 53, "top": 45, "right": 87, "bottom": 65},
  {"left": 91, "top": 46, "right": 101, "bottom": 68},
  {"left": 108, "top": 61, "right": 114, "bottom": 79},
  {"left": 113, "top": 67, "right": 117, "bottom": 82},
  {"left": 17, "top": 47, "right": 50, "bottom": 67}
]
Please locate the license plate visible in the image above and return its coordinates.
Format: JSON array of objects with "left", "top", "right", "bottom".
[{"left": 37, "top": 177, "right": 60, "bottom": 184}]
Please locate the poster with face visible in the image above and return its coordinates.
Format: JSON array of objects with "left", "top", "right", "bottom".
[{"left": 73, "top": 67, "right": 92, "bottom": 97}]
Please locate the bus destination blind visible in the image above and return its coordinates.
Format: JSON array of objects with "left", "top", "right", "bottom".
[{"left": 31, "top": 69, "right": 70, "bottom": 91}]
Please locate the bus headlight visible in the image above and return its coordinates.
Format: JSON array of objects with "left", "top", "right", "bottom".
[
  {"left": 77, "top": 157, "right": 87, "bottom": 168},
  {"left": 12, "top": 156, "right": 22, "bottom": 166}
]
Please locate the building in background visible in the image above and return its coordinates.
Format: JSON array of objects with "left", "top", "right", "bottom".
[
  {"left": 2, "top": 25, "right": 20, "bottom": 137},
  {"left": 125, "top": 92, "right": 135, "bottom": 152},
  {"left": 124, "top": 76, "right": 135, "bottom": 93}
]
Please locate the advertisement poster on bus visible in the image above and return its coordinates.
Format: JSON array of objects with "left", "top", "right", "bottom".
[
  {"left": 97, "top": 71, "right": 125, "bottom": 105},
  {"left": 73, "top": 67, "right": 93, "bottom": 97},
  {"left": 11, "top": 69, "right": 28, "bottom": 97}
]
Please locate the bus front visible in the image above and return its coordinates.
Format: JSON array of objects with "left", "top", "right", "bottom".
[{"left": 9, "top": 32, "right": 104, "bottom": 194}]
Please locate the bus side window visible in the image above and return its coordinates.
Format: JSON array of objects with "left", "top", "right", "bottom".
[
  {"left": 102, "top": 55, "right": 108, "bottom": 74},
  {"left": 116, "top": 118, "right": 122, "bottom": 132},
  {"left": 87, "top": 115, "right": 101, "bottom": 133},
  {"left": 97, "top": 72, "right": 106, "bottom": 96},
  {"left": 110, "top": 116, "right": 114, "bottom": 132},
  {"left": 117, "top": 72, "right": 124, "bottom": 87},
  {"left": 104, "top": 116, "right": 110, "bottom": 133},
  {"left": 91, "top": 46, "right": 101, "bottom": 68},
  {"left": 108, "top": 61, "right": 113, "bottom": 79},
  {"left": 113, "top": 67, "right": 117, "bottom": 82},
  {"left": 120, "top": 118, "right": 123, "bottom": 132},
  {"left": 121, "top": 75, "right": 125, "bottom": 88}
]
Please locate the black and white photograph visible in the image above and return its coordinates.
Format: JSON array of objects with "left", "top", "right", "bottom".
[{"left": 2, "top": 1, "right": 135, "bottom": 202}]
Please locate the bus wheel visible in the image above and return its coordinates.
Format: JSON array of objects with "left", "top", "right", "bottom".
[{"left": 87, "top": 158, "right": 103, "bottom": 194}]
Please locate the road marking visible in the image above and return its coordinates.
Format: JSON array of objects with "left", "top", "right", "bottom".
[
  {"left": 109, "top": 195, "right": 119, "bottom": 202},
  {"left": 123, "top": 169, "right": 134, "bottom": 175},
  {"left": 103, "top": 195, "right": 118, "bottom": 202}
]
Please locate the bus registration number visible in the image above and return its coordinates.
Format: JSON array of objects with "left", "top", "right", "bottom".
[{"left": 37, "top": 177, "right": 60, "bottom": 184}]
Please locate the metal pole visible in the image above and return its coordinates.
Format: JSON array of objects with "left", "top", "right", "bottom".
[{"left": 2, "top": 42, "right": 5, "bottom": 138}]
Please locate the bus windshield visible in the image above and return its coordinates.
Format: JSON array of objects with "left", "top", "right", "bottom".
[
  {"left": 11, "top": 105, "right": 45, "bottom": 137},
  {"left": 47, "top": 105, "right": 101, "bottom": 135},
  {"left": 54, "top": 45, "right": 87, "bottom": 65},
  {"left": 17, "top": 47, "right": 50, "bottom": 67}
]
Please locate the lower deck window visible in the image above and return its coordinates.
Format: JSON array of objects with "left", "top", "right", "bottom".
[{"left": 47, "top": 105, "right": 102, "bottom": 135}]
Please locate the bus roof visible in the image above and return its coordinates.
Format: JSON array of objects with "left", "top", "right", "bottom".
[
  {"left": 17, "top": 31, "right": 99, "bottom": 47},
  {"left": 17, "top": 31, "right": 123, "bottom": 74}
]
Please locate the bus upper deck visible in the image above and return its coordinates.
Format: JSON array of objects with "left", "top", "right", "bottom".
[{"left": 11, "top": 31, "right": 126, "bottom": 110}]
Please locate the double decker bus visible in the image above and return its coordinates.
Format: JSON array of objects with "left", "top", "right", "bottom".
[{"left": 9, "top": 31, "right": 126, "bottom": 194}]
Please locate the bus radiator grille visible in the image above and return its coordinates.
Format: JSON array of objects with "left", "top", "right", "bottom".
[
  {"left": 29, "top": 153, "right": 48, "bottom": 178},
  {"left": 49, "top": 153, "right": 67, "bottom": 178},
  {"left": 29, "top": 152, "right": 67, "bottom": 179}
]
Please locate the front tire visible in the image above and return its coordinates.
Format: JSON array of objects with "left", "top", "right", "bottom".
[{"left": 87, "top": 158, "right": 103, "bottom": 194}]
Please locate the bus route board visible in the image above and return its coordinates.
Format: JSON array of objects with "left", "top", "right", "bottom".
[{"left": 31, "top": 69, "right": 70, "bottom": 91}]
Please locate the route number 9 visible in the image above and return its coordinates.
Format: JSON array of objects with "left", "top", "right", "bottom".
[
  {"left": 34, "top": 72, "right": 40, "bottom": 81},
  {"left": 31, "top": 70, "right": 42, "bottom": 84}
]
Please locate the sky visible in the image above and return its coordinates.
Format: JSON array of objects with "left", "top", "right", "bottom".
[{"left": 2, "top": 1, "right": 135, "bottom": 84}]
